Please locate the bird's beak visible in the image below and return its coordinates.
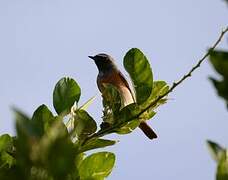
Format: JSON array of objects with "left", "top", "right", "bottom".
[{"left": 88, "top": 56, "right": 95, "bottom": 60}]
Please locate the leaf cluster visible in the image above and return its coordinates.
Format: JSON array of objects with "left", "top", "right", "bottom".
[
  {"left": 0, "top": 48, "right": 169, "bottom": 179},
  {"left": 207, "top": 31, "right": 228, "bottom": 180}
]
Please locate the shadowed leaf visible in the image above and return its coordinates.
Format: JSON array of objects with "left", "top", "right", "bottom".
[
  {"left": 209, "top": 50, "right": 228, "bottom": 108},
  {"left": 74, "top": 110, "right": 97, "bottom": 139},
  {"left": 53, "top": 77, "right": 81, "bottom": 115},
  {"left": 207, "top": 140, "right": 225, "bottom": 162},
  {"left": 32, "top": 104, "right": 55, "bottom": 136},
  {"left": 124, "top": 48, "right": 153, "bottom": 104},
  {"left": 209, "top": 50, "right": 228, "bottom": 78}
]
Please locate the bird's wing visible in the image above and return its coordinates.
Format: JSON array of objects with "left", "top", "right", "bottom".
[{"left": 118, "top": 71, "right": 136, "bottom": 102}]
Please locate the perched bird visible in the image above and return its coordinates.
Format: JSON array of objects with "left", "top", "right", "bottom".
[{"left": 89, "top": 53, "right": 157, "bottom": 139}]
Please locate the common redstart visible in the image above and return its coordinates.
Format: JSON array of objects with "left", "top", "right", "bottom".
[{"left": 89, "top": 53, "right": 157, "bottom": 139}]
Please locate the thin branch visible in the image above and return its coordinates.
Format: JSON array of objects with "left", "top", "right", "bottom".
[
  {"left": 83, "top": 27, "right": 228, "bottom": 144},
  {"left": 146, "top": 27, "right": 228, "bottom": 110}
]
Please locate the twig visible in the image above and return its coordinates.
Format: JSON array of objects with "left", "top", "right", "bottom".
[
  {"left": 83, "top": 27, "right": 228, "bottom": 144},
  {"left": 145, "top": 27, "right": 228, "bottom": 110}
]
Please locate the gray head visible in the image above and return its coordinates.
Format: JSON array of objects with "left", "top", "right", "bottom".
[{"left": 89, "top": 53, "right": 117, "bottom": 72}]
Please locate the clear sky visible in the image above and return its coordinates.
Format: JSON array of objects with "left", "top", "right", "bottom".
[{"left": 0, "top": 1, "right": 228, "bottom": 179}]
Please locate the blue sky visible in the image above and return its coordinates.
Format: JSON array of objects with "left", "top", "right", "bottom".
[{"left": 0, "top": 0, "right": 228, "bottom": 179}]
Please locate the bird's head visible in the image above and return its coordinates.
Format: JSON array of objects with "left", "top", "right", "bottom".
[{"left": 89, "top": 53, "right": 117, "bottom": 72}]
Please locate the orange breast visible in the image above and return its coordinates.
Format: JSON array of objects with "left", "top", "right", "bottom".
[
  {"left": 97, "top": 70, "right": 135, "bottom": 106},
  {"left": 97, "top": 70, "right": 125, "bottom": 92}
]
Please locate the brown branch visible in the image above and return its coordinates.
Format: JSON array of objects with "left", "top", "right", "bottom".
[{"left": 83, "top": 27, "right": 228, "bottom": 144}]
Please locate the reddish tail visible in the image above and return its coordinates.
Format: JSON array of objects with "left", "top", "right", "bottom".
[{"left": 139, "top": 122, "right": 157, "bottom": 140}]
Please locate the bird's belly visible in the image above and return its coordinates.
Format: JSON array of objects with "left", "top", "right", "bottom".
[{"left": 118, "top": 85, "right": 134, "bottom": 106}]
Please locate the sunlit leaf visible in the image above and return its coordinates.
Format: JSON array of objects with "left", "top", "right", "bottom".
[
  {"left": 142, "top": 81, "right": 169, "bottom": 109},
  {"left": 139, "top": 81, "right": 168, "bottom": 121},
  {"left": 79, "top": 152, "right": 115, "bottom": 179},
  {"left": 139, "top": 110, "right": 156, "bottom": 121},
  {"left": 216, "top": 150, "right": 228, "bottom": 180},
  {"left": 75, "top": 153, "right": 85, "bottom": 168},
  {"left": 53, "top": 77, "right": 81, "bottom": 115},
  {"left": 0, "top": 135, "right": 16, "bottom": 169},
  {"left": 149, "top": 81, "right": 169, "bottom": 100},
  {"left": 0, "top": 134, "right": 13, "bottom": 153},
  {"left": 0, "top": 152, "right": 16, "bottom": 168},
  {"left": 116, "top": 120, "right": 140, "bottom": 134},
  {"left": 79, "top": 138, "right": 116, "bottom": 153},
  {"left": 124, "top": 48, "right": 153, "bottom": 104}
]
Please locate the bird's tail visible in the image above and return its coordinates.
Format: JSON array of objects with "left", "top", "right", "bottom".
[{"left": 139, "top": 122, "right": 158, "bottom": 139}]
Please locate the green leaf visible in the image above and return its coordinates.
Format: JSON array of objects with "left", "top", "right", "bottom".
[
  {"left": 118, "top": 103, "right": 140, "bottom": 122},
  {"left": 209, "top": 50, "right": 228, "bottom": 78},
  {"left": 33, "top": 120, "right": 75, "bottom": 179},
  {"left": 0, "top": 151, "right": 16, "bottom": 168},
  {"left": 116, "top": 103, "right": 140, "bottom": 134},
  {"left": 0, "top": 134, "right": 15, "bottom": 168},
  {"left": 0, "top": 166, "right": 18, "bottom": 180},
  {"left": 149, "top": 81, "right": 169, "bottom": 101},
  {"left": 53, "top": 77, "right": 81, "bottom": 115},
  {"left": 216, "top": 150, "right": 228, "bottom": 180},
  {"left": 139, "top": 110, "right": 156, "bottom": 121},
  {"left": 79, "top": 152, "right": 115, "bottom": 179},
  {"left": 74, "top": 109, "right": 97, "bottom": 138},
  {"left": 139, "top": 81, "right": 168, "bottom": 121},
  {"left": 32, "top": 104, "right": 55, "bottom": 136},
  {"left": 210, "top": 78, "right": 228, "bottom": 108},
  {"left": 13, "top": 108, "right": 39, "bottom": 138},
  {"left": 13, "top": 108, "right": 34, "bottom": 178},
  {"left": 75, "top": 153, "right": 85, "bottom": 168},
  {"left": 68, "top": 153, "right": 85, "bottom": 180},
  {"left": 142, "top": 81, "right": 169, "bottom": 109},
  {"left": 124, "top": 48, "right": 153, "bottom": 104},
  {"left": 209, "top": 50, "right": 228, "bottom": 108},
  {"left": 46, "top": 137, "right": 76, "bottom": 179},
  {"left": 207, "top": 140, "right": 225, "bottom": 162},
  {"left": 102, "top": 84, "right": 122, "bottom": 125},
  {"left": 116, "top": 119, "right": 140, "bottom": 134},
  {"left": 79, "top": 138, "right": 116, "bottom": 153},
  {"left": 0, "top": 134, "right": 13, "bottom": 153}
]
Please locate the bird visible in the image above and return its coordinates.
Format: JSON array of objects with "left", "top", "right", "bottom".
[{"left": 89, "top": 53, "right": 157, "bottom": 139}]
